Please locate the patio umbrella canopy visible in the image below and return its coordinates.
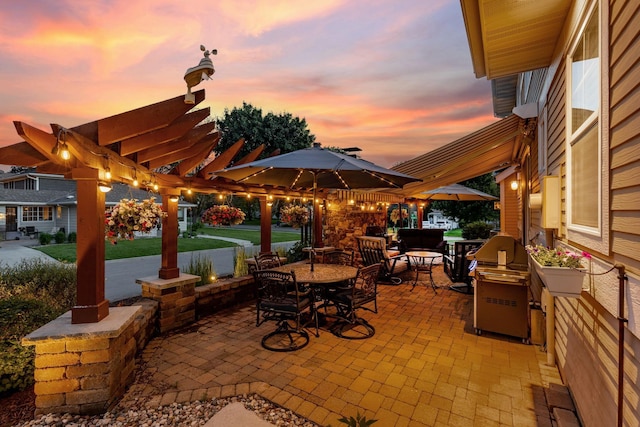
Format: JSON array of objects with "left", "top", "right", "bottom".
[
  {"left": 213, "top": 143, "right": 420, "bottom": 190},
  {"left": 213, "top": 143, "right": 421, "bottom": 247},
  {"left": 421, "top": 184, "right": 497, "bottom": 201}
]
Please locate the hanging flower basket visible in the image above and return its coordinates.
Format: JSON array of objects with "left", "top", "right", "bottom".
[
  {"left": 201, "top": 205, "right": 246, "bottom": 226},
  {"left": 390, "top": 208, "right": 408, "bottom": 227},
  {"left": 526, "top": 245, "right": 590, "bottom": 298},
  {"left": 279, "top": 204, "right": 309, "bottom": 229},
  {"left": 105, "top": 198, "right": 166, "bottom": 243}
]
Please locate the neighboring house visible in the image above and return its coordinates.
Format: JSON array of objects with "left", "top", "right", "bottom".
[
  {"left": 422, "top": 210, "right": 458, "bottom": 230},
  {"left": 0, "top": 172, "right": 194, "bottom": 240},
  {"left": 458, "top": 1, "right": 640, "bottom": 425}
]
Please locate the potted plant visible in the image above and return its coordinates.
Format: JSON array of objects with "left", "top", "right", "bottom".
[
  {"left": 279, "top": 204, "right": 309, "bottom": 229},
  {"left": 201, "top": 205, "right": 246, "bottom": 226},
  {"left": 526, "top": 244, "right": 591, "bottom": 298},
  {"left": 105, "top": 198, "right": 166, "bottom": 243}
]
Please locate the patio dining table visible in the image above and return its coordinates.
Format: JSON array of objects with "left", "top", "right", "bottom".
[
  {"left": 273, "top": 262, "right": 358, "bottom": 285},
  {"left": 272, "top": 263, "right": 358, "bottom": 326}
]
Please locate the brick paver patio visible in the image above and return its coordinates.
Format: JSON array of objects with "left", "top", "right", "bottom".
[{"left": 119, "top": 269, "right": 562, "bottom": 426}]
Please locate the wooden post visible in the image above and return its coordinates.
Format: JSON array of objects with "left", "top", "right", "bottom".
[
  {"left": 159, "top": 190, "right": 180, "bottom": 279},
  {"left": 260, "top": 196, "right": 272, "bottom": 253},
  {"left": 417, "top": 203, "right": 424, "bottom": 229},
  {"left": 71, "top": 168, "right": 109, "bottom": 324}
]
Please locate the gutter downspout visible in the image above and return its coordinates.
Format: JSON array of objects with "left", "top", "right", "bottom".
[{"left": 616, "top": 264, "right": 627, "bottom": 427}]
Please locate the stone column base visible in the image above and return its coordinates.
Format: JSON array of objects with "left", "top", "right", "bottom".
[
  {"left": 136, "top": 273, "right": 199, "bottom": 333},
  {"left": 22, "top": 306, "right": 141, "bottom": 415}
]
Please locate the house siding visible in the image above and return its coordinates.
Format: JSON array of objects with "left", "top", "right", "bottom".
[{"left": 527, "top": 2, "right": 640, "bottom": 426}]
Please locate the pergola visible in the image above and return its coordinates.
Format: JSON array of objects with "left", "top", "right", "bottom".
[{"left": 0, "top": 89, "right": 321, "bottom": 323}]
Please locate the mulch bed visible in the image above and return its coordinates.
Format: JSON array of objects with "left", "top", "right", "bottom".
[{"left": 0, "top": 387, "right": 35, "bottom": 427}]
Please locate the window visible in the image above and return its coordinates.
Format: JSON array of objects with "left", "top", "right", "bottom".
[
  {"left": 22, "top": 207, "right": 53, "bottom": 222},
  {"left": 25, "top": 177, "right": 36, "bottom": 190},
  {"left": 4, "top": 181, "right": 14, "bottom": 189},
  {"left": 567, "top": 6, "right": 600, "bottom": 233}
]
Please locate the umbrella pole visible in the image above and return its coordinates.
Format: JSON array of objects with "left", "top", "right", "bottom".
[{"left": 312, "top": 173, "right": 324, "bottom": 248}]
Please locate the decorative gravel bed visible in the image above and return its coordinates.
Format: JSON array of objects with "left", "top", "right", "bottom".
[{"left": 13, "top": 394, "right": 320, "bottom": 427}]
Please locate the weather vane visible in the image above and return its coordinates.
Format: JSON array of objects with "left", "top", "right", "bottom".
[{"left": 184, "top": 45, "right": 217, "bottom": 104}]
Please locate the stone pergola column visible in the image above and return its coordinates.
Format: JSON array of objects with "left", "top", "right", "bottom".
[{"left": 71, "top": 167, "right": 109, "bottom": 324}]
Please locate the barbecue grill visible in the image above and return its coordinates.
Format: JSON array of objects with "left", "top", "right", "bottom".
[{"left": 472, "top": 235, "right": 531, "bottom": 342}]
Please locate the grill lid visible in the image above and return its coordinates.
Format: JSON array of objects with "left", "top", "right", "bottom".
[{"left": 473, "top": 235, "right": 529, "bottom": 268}]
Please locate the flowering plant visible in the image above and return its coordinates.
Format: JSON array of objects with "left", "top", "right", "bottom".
[
  {"left": 389, "top": 208, "right": 408, "bottom": 225},
  {"left": 105, "top": 198, "right": 166, "bottom": 242},
  {"left": 280, "top": 204, "right": 309, "bottom": 228},
  {"left": 201, "top": 205, "right": 245, "bottom": 226},
  {"left": 526, "top": 244, "right": 591, "bottom": 269}
]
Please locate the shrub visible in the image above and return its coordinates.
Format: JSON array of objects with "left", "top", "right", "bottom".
[
  {"left": 461, "top": 221, "right": 493, "bottom": 240},
  {"left": 182, "top": 254, "right": 217, "bottom": 286},
  {"left": 0, "top": 297, "right": 63, "bottom": 394},
  {"left": 0, "top": 258, "right": 77, "bottom": 311},
  {"left": 0, "top": 261, "right": 76, "bottom": 395},
  {"left": 38, "top": 232, "right": 52, "bottom": 245},
  {"left": 54, "top": 231, "right": 66, "bottom": 244},
  {"left": 67, "top": 232, "right": 77, "bottom": 243},
  {"left": 286, "top": 241, "right": 308, "bottom": 263},
  {"left": 233, "top": 247, "right": 255, "bottom": 277}
]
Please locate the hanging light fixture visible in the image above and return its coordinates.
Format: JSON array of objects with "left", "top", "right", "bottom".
[
  {"left": 169, "top": 195, "right": 180, "bottom": 202},
  {"left": 98, "top": 181, "right": 112, "bottom": 193},
  {"left": 105, "top": 166, "right": 112, "bottom": 181},
  {"left": 52, "top": 128, "right": 71, "bottom": 160}
]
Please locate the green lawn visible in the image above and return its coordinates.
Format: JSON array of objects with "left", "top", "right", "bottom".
[
  {"left": 444, "top": 228, "right": 463, "bottom": 237},
  {"left": 198, "top": 226, "right": 301, "bottom": 245},
  {"left": 36, "top": 227, "right": 302, "bottom": 262},
  {"left": 36, "top": 237, "right": 238, "bottom": 263}
]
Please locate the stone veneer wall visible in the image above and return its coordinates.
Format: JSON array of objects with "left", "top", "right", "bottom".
[
  {"left": 137, "top": 274, "right": 199, "bottom": 334},
  {"left": 195, "top": 276, "right": 255, "bottom": 318},
  {"left": 24, "top": 300, "right": 157, "bottom": 415},
  {"left": 323, "top": 199, "right": 386, "bottom": 261}
]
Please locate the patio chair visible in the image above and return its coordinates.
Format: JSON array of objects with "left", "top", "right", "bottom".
[
  {"left": 323, "top": 249, "right": 355, "bottom": 266},
  {"left": 330, "top": 262, "right": 381, "bottom": 339},
  {"left": 317, "top": 249, "right": 355, "bottom": 312},
  {"left": 356, "top": 236, "right": 408, "bottom": 285},
  {"left": 254, "top": 252, "right": 282, "bottom": 270},
  {"left": 254, "top": 269, "right": 318, "bottom": 352}
]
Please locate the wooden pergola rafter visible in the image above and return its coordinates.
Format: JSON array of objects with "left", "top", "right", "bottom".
[{"left": 1, "top": 90, "right": 315, "bottom": 199}]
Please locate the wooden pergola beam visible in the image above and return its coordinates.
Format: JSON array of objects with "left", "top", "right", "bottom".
[
  {"left": 234, "top": 144, "right": 265, "bottom": 165},
  {"left": 174, "top": 134, "right": 222, "bottom": 177},
  {"left": 0, "top": 140, "right": 48, "bottom": 166},
  {"left": 146, "top": 132, "right": 219, "bottom": 170},
  {"left": 197, "top": 138, "right": 245, "bottom": 178},
  {"left": 137, "top": 123, "right": 217, "bottom": 164},
  {"left": 119, "top": 108, "right": 211, "bottom": 156}
]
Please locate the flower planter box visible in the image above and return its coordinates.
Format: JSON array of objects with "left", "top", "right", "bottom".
[{"left": 529, "top": 256, "right": 586, "bottom": 298}]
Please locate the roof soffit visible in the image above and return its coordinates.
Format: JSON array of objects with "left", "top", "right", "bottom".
[{"left": 461, "top": 0, "right": 572, "bottom": 80}]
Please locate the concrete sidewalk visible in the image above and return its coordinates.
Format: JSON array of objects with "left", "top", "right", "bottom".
[{"left": 0, "top": 238, "right": 58, "bottom": 265}]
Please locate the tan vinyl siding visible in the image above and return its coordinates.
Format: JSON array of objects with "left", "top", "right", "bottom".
[
  {"left": 610, "top": 0, "right": 640, "bottom": 273},
  {"left": 547, "top": 3, "right": 640, "bottom": 427}
]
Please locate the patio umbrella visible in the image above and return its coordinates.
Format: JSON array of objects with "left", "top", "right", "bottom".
[
  {"left": 421, "top": 184, "right": 497, "bottom": 201},
  {"left": 213, "top": 143, "right": 421, "bottom": 246}
]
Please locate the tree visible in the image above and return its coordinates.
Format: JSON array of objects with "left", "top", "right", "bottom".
[
  {"left": 430, "top": 173, "right": 499, "bottom": 227},
  {"left": 214, "top": 102, "right": 315, "bottom": 162}
]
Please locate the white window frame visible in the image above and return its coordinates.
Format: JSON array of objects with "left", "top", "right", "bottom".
[
  {"left": 22, "top": 206, "right": 53, "bottom": 222},
  {"left": 538, "top": 105, "right": 548, "bottom": 175},
  {"left": 565, "top": 0, "right": 609, "bottom": 255}
]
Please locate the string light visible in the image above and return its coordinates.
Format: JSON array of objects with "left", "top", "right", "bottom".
[{"left": 105, "top": 166, "right": 112, "bottom": 181}]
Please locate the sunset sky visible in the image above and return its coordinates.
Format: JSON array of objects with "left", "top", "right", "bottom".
[{"left": 0, "top": 0, "right": 497, "bottom": 169}]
